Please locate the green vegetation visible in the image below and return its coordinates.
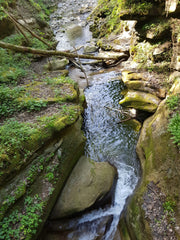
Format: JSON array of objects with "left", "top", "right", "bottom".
[
  {"left": 166, "top": 94, "right": 180, "bottom": 147},
  {"left": 91, "top": 0, "right": 154, "bottom": 37},
  {"left": 43, "top": 76, "right": 75, "bottom": 85},
  {"left": 45, "top": 161, "right": 59, "bottom": 183},
  {"left": 163, "top": 200, "right": 176, "bottom": 213},
  {"left": 28, "top": 0, "right": 55, "bottom": 20},
  {"left": 0, "top": 0, "right": 54, "bottom": 21},
  {"left": 0, "top": 33, "right": 51, "bottom": 84},
  {"left": 0, "top": 194, "right": 43, "bottom": 240},
  {"left": 168, "top": 113, "right": 180, "bottom": 147},
  {"left": 0, "top": 119, "right": 36, "bottom": 153},
  {"left": 0, "top": 86, "right": 23, "bottom": 116},
  {"left": 0, "top": 74, "right": 78, "bottom": 118},
  {"left": 166, "top": 94, "right": 180, "bottom": 110},
  {"left": 142, "top": 19, "right": 171, "bottom": 39},
  {"left": 0, "top": 0, "right": 84, "bottom": 239},
  {"left": 131, "top": 41, "right": 156, "bottom": 65}
]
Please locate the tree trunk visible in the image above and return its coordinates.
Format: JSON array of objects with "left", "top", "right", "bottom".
[{"left": 0, "top": 41, "right": 126, "bottom": 61}]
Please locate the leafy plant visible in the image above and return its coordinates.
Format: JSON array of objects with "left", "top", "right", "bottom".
[
  {"left": 21, "top": 99, "right": 47, "bottom": 112},
  {"left": 0, "top": 34, "right": 31, "bottom": 83},
  {"left": 45, "top": 172, "right": 54, "bottom": 182},
  {"left": 0, "top": 85, "right": 24, "bottom": 117},
  {"left": 0, "top": 119, "right": 36, "bottom": 151},
  {"left": 0, "top": 195, "right": 43, "bottom": 239},
  {"left": 163, "top": 200, "right": 176, "bottom": 213},
  {"left": 0, "top": 32, "right": 51, "bottom": 84},
  {"left": 168, "top": 113, "right": 180, "bottom": 146},
  {"left": 166, "top": 94, "right": 180, "bottom": 110}
]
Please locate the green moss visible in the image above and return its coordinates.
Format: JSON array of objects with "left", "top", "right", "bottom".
[
  {"left": 42, "top": 76, "right": 75, "bottom": 85},
  {"left": 119, "top": 90, "right": 160, "bottom": 112},
  {"left": 91, "top": 0, "right": 154, "bottom": 37},
  {"left": 0, "top": 103, "right": 81, "bottom": 185}
]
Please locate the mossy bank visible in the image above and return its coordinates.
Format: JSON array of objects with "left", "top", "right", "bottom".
[
  {"left": 0, "top": 1, "right": 86, "bottom": 239},
  {"left": 90, "top": 0, "right": 180, "bottom": 239}
]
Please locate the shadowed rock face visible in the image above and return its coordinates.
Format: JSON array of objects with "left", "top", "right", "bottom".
[
  {"left": 119, "top": 80, "right": 180, "bottom": 240},
  {"left": 50, "top": 155, "right": 117, "bottom": 219},
  {"left": 0, "top": 18, "right": 15, "bottom": 39}
]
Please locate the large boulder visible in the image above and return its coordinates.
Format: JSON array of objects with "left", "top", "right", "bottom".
[
  {"left": 66, "top": 24, "right": 82, "bottom": 40},
  {"left": 50, "top": 156, "right": 117, "bottom": 219},
  {"left": 119, "top": 90, "right": 161, "bottom": 112},
  {"left": 44, "top": 58, "right": 69, "bottom": 71}
]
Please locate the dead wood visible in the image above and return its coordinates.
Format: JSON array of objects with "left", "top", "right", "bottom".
[
  {"left": 3, "top": 8, "right": 52, "bottom": 48},
  {"left": 0, "top": 41, "right": 121, "bottom": 61},
  {"left": 117, "top": 117, "right": 135, "bottom": 123},
  {"left": 3, "top": 9, "right": 30, "bottom": 44}
]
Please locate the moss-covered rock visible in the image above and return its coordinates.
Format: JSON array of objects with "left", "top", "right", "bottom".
[
  {"left": 0, "top": 117, "right": 86, "bottom": 240},
  {"left": 0, "top": 76, "right": 81, "bottom": 186},
  {"left": 119, "top": 90, "right": 161, "bottom": 112},
  {"left": 120, "top": 80, "right": 180, "bottom": 239}
]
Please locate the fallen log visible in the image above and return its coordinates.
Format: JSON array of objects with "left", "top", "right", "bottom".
[{"left": 0, "top": 41, "right": 121, "bottom": 61}]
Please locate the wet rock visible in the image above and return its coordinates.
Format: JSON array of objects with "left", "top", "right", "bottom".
[
  {"left": 165, "top": 0, "right": 179, "bottom": 13},
  {"left": 66, "top": 24, "right": 82, "bottom": 40},
  {"left": 169, "top": 73, "right": 180, "bottom": 94},
  {"left": 84, "top": 44, "right": 99, "bottom": 53},
  {"left": 50, "top": 156, "right": 117, "bottom": 219},
  {"left": 98, "top": 50, "right": 129, "bottom": 66},
  {"left": 44, "top": 58, "right": 69, "bottom": 71},
  {"left": 125, "top": 81, "right": 166, "bottom": 99},
  {"left": 17, "top": 18, "right": 36, "bottom": 26},
  {"left": 97, "top": 21, "right": 137, "bottom": 53},
  {"left": 119, "top": 90, "right": 161, "bottom": 112}
]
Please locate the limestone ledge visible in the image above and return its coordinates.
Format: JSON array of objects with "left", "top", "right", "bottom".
[{"left": 119, "top": 70, "right": 167, "bottom": 113}]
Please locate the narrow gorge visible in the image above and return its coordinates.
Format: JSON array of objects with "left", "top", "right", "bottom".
[{"left": 0, "top": 0, "right": 179, "bottom": 240}]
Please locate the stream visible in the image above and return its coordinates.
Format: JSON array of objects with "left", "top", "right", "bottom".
[{"left": 48, "top": 0, "right": 141, "bottom": 239}]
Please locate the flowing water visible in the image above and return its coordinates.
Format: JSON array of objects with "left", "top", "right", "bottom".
[{"left": 48, "top": 1, "right": 141, "bottom": 239}]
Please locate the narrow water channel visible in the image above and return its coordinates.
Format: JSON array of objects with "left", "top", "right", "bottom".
[
  {"left": 71, "top": 73, "right": 140, "bottom": 240},
  {"left": 49, "top": 0, "right": 141, "bottom": 239}
]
